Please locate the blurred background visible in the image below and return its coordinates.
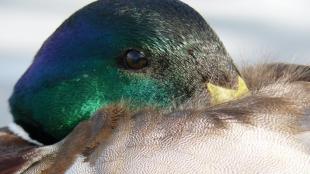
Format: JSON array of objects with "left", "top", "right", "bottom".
[{"left": 0, "top": 0, "right": 309, "bottom": 127}]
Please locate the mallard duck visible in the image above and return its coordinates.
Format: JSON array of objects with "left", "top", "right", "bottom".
[
  {"left": 8, "top": 0, "right": 242, "bottom": 145},
  {"left": 0, "top": 0, "right": 309, "bottom": 173}
]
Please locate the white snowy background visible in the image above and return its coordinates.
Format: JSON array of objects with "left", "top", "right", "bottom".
[{"left": 0, "top": 0, "right": 309, "bottom": 127}]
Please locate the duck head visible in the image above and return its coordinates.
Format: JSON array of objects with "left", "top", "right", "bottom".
[{"left": 9, "top": 0, "right": 244, "bottom": 144}]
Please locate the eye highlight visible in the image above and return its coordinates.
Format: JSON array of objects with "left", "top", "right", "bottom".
[{"left": 123, "top": 49, "right": 148, "bottom": 70}]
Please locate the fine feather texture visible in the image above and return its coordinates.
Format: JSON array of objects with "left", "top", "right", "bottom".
[
  {"left": 241, "top": 63, "right": 310, "bottom": 90},
  {"left": 8, "top": 63, "right": 308, "bottom": 174},
  {"left": 0, "top": 128, "right": 38, "bottom": 174}
]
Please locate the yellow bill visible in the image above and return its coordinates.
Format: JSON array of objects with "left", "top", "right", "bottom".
[{"left": 207, "top": 76, "right": 249, "bottom": 105}]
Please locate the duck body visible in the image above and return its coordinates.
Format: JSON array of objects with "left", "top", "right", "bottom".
[{"left": 2, "top": 63, "right": 309, "bottom": 174}]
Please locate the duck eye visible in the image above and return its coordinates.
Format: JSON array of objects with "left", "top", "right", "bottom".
[{"left": 123, "top": 49, "right": 148, "bottom": 70}]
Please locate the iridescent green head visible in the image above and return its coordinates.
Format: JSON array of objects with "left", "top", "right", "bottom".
[{"left": 9, "top": 0, "right": 240, "bottom": 144}]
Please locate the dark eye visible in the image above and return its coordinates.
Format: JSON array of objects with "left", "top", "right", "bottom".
[{"left": 123, "top": 49, "right": 148, "bottom": 70}]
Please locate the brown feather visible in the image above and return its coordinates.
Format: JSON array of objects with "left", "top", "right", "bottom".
[
  {"left": 241, "top": 63, "right": 310, "bottom": 90},
  {"left": 41, "top": 104, "right": 129, "bottom": 174},
  {"left": 0, "top": 128, "right": 38, "bottom": 174}
]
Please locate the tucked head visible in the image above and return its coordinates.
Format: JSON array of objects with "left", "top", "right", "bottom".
[{"left": 9, "top": 0, "right": 242, "bottom": 144}]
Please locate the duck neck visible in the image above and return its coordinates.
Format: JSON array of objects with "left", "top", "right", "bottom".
[{"left": 8, "top": 122, "right": 43, "bottom": 146}]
